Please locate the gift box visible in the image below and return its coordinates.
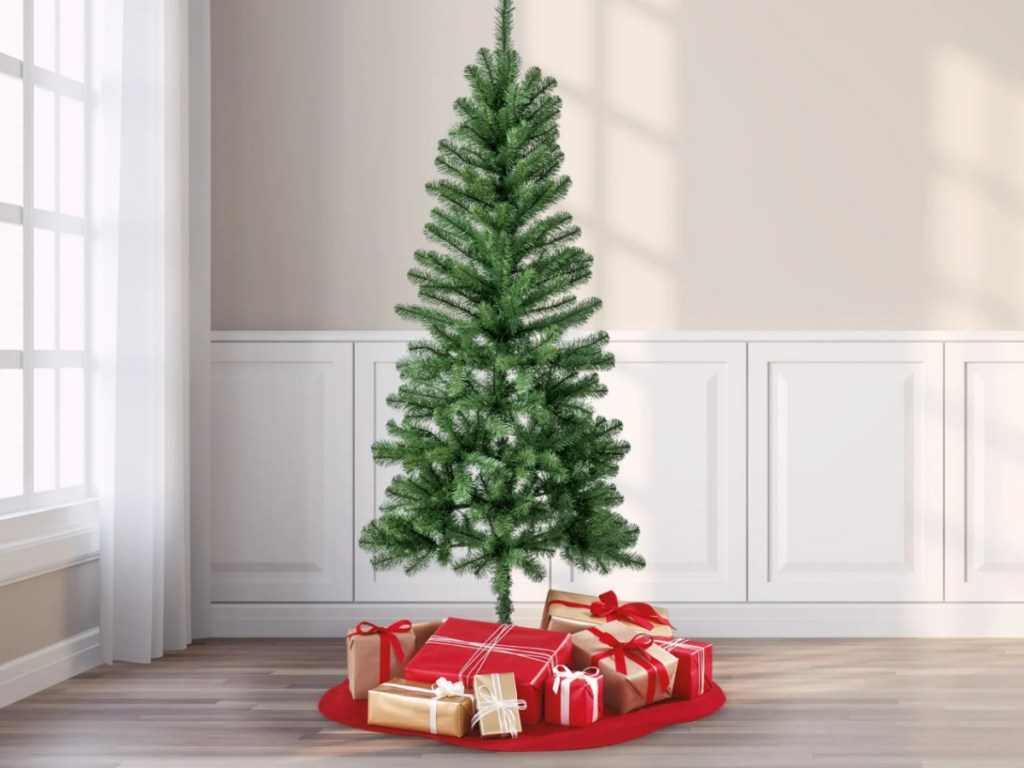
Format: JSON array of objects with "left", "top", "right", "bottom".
[
  {"left": 472, "top": 672, "right": 526, "bottom": 738},
  {"left": 541, "top": 589, "right": 673, "bottom": 637},
  {"left": 543, "top": 664, "right": 603, "bottom": 727},
  {"left": 570, "top": 621, "right": 677, "bottom": 713},
  {"left": 367, "top": 677, "right": 475, "bottom": 737},
  {"left": 653, "top": 637, "right": 713, "bottom": 700},
  {"left": 346, "top": 619, "right": 417, "bottom": 700},
  {"left": 412, "top": 620, "right": 443, "bottom": 654},
  {"left": 403, "top": 617, "right": 571, "bottom": 725}
]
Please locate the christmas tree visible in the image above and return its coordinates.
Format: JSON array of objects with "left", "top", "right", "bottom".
[{"left": 358, "top": 0, "right": 644, "bottom": 624}]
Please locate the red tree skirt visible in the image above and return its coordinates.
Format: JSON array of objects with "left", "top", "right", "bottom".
[{"left": 319, "top": 680, "right": 726, "bottom": 752}]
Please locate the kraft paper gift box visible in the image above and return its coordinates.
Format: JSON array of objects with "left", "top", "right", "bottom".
[
  {"left": 570, "top": 621, "right": 677, "bottom": 713},
  {"left": 367, "top": 678, "right": 475, "bottom": 737},
  {"left": 541, "top": 588, "right": 673, "bottom": 637},
  {"left": 543, "top": 665, "right": 603, "bottom": 727},
  {"left": 345, "top": 620, "right": 417, "bottom": 700},
  {"left": 403, "top": 617, "right": 571, "bottom": 725},
  {"left": 472, "top": 672, "right": 526, "bottom": 738},
  {"left": 652, "top": 637, "right": 713, "bottom": 700}
]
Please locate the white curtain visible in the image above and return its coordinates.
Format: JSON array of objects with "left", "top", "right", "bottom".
[{"left": 91, "top": 0, "right": 191, "bottom": 664}]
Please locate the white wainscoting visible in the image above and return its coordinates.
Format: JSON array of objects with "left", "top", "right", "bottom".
[
  {"left": 205, "top": 332, "right": 1024, "bottom": 637},
  {"left": 945, "top": 343, "right": 1024, "bottom": 602},
  {"left": 210, "top": 343, "right": 353, "bottom": 602},
  {"left": 748, "top": 342, "right": 944, "bottom": 602}
]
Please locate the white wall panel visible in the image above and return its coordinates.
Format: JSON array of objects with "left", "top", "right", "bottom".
[
  {"left": 946, "top": 343, "right": 1024, "bottom": 601},
  {"left": 749, "top": 342, "right": 944, "bottom": 602},
  {"left": 551, "top": 342, "right": 746, "bottom": 602},
  {"left": 210, "top": 343, "right": 353, "bottom": 602}
]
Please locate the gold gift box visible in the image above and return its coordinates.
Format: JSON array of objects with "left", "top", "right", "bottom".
[
  {"left": 472, "top": 672, "right": 525, "bottom": 738},
  {"left": 571, "top": 621, "right": 678, "bottom": 713},
  {"left": 541, "top": 589, "right": 673, "bottom": 637},
  {"left": 367, "top": 678, "right": 474, "bottom": 737},
  {"left": 345, "top": 623, "right": 418, "bottom": 700}
]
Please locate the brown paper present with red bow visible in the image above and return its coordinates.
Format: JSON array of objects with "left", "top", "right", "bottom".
[
  {"left": 541, "top": 588, "right": 673, "bottom": 637},
  {"left": 570, "top": 621, "right": 677, "bottom": 713},
  {"left": 345, "top": 620, "right": 417, "bottom": 700}
]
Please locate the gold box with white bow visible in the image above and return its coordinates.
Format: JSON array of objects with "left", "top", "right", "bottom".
[
  {"left": 471, "top": 672, "right": 526, "bottom": 738},
  {"left": 366, "top": 677, "right": 475, "bottom": 737}
]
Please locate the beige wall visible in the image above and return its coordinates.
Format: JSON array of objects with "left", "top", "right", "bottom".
[
  {"left": 0, "top": 562, "right": 99, "bottom": 665},
  {"left": 211, "top": 0, "right": 1024, "bottom": 331}
]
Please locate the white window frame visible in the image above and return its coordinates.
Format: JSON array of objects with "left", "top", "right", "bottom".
[{"left": 0, "top": 0, "right": 98, "bottom": 586}]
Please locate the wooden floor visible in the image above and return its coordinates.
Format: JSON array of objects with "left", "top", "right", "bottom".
[{"left": 0, "top": 638, "right": 1022, "bottom": 767}]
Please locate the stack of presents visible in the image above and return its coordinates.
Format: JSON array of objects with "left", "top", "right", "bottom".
[{"left": 346, "top": 588, "right": 714, "bottom": 738}]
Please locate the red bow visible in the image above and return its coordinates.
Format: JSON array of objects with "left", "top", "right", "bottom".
[
  {"left": 347, "top": 620, "right": 412, "bottom": 682},
  {"left": 588, "top": 628, "right": 670, "bottom": 704},
  {"left": 589, "top": 591, "right": 673, "bottom": 631}
]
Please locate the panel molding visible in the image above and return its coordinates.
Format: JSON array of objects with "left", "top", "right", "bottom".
[
  {"left": 946, "top": 343, "right": 1024, "bottom": 601},
  {"left": 749, "top": 342, "right": 944, "bottom": 602}
]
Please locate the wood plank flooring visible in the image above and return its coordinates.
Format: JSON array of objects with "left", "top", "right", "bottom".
[{"left": 0, "top": 638, "right": 1022, "bottom": 767}]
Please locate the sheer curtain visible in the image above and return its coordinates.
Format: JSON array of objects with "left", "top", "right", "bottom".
[{"left": 91, "top": 0, "right": 191, "bottom": 664}]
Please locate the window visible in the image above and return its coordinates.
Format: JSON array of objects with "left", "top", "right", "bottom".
[{"left": 0, "top": 0, "right": 89, "bottom": 516}]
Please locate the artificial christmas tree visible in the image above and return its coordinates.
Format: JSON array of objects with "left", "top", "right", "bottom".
[{"left": 358, "top": 0, "right": 644, "bottom": 624}]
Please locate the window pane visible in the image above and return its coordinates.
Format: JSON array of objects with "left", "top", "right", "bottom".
[
  {"left": 34, "top": 228, "right": 55, "bottom": 349},
  {"left": 0, "top": 370, "right": 23, "bottom": 499},
  {"left": 59, "top": 0, "right": 83, "bottom": 82},
  {"left": 59, "top": 367, "right": 84, "bottom": 487},
  {"left": 59, "top": 96, "right": 83, "bottom": 216},
  {"left": 0, "top": 74, "right": 23, "bottom": 206},
  {"left": 59, "top": 232, "right": 83, "bottom": 349},
  {"left": 34, "top": 86, "right": 55, "bottom": 211},
  {"left": 33, "top": 0, "right": 55, "bottom": 71},
  {"left": 0, "top": 223, "right": 22, "bottom": 349},
  {"left": 0, "top": 0, "right": 23, "bottom": 60},
  {"left": 33, "top": 367, "right": 56, "bottom": 492}
]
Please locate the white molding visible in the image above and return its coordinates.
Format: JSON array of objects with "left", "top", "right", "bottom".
[
  {"left": 211, "top": 330, "right": 1024, "bottom": 344},
  {"left": 0, "top": 500, "right": 100, "bottom": 587},
  {"left": 209, "top": 602, "right": 1024, "bottom": 638},
  {"left": 0, "top": 628, "right": 100, "bottom": 710}
]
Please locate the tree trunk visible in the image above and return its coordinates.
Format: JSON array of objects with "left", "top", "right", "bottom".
[{"left": 491, "top": 563, "right": 513, "bottom": 624}]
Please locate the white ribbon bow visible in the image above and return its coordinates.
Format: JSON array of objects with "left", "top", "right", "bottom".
[
  {"left": 378, "top": 678, "right": 474, "bottom": 734},
  {"left": 470, "top": 678, "right": 527, "bottom": 738},
  {"left": 551, "top": 665, "right": 601, "bottom": 725}
]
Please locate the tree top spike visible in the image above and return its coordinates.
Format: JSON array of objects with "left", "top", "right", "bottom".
[{"left": 495, "top": 0, "right": 514, "bottom": 52}]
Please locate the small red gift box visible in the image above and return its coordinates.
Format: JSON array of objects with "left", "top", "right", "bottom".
[
  {"left": 543, "top": 665, "right": 603, "bottom": 727},
  {"left": 402, "top": 617, "right": 572, "bottom": 725},
  {"left": 652, "top": 637, "right": 713, "bottom": 699}
]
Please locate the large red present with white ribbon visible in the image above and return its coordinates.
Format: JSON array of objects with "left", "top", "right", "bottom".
[
  {"left": 652, "top": 637, "right": 713, "bottom": 700},
  {"left": 402, "top": 617, "right": 572, "bottom": 725},
  {"left": 543, "top": 665, "right": 603, "bottom": 727}
]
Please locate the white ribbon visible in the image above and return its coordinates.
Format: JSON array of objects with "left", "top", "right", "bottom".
[
  {"left": 470, "top": 674, "right": 527, "bottom": 738},
  {"left": 377, "top": 678, "right": 474, "bottom": 734},
  {"left": 423, "top": 624, "right": 561, "bottom": 685},
  {"left": 656, "top": 638, "right": 707, "bottom": 695},
  {"left": 550, "top": 665, "right": 600, "bottom": 726}
]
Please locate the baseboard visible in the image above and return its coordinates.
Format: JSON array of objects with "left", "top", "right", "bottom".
[
  {"left": 0, "top": 627, "right": 101, "bottom": 709},
  {"left": 209, "top": 602, "right": 1024, "bottom": 638}
]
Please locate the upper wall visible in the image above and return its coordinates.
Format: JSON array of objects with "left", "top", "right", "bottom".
[{"left": 211, "top": 0, "right": 1024, "bottom": 331}]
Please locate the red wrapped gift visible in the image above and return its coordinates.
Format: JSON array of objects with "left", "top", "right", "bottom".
[
  {"left": 543, "top": 664, "right": 603, "bottom": 727},
  {"left": 403, "top": 617, "right": 571, "bottom": 725},
  {"left": 652, "top": 637, "right": 713, "bottom": 699}
]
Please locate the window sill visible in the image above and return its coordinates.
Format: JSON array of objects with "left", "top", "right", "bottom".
[{"left": 0, "top": 499, "right": 100, "bottom": 588}]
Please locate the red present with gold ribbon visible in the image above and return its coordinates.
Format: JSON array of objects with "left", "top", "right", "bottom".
[
  {"left": 541, "top": 588, "right": 673, "bottom": 637},
  {"left": 570, "top": 621, "right": 677, "bottom": 713},
  {"left": 345, "top": 619, "right": 417, "bottom": 700},
  {"left": 402, "top": 617, "right": 571, "bottom": 725},
  {"left": 652, "top": 636, "right": 713, "bottom": 700},
  {"left": 543, "top": 664, "right": 603, "bottom": 727}
]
